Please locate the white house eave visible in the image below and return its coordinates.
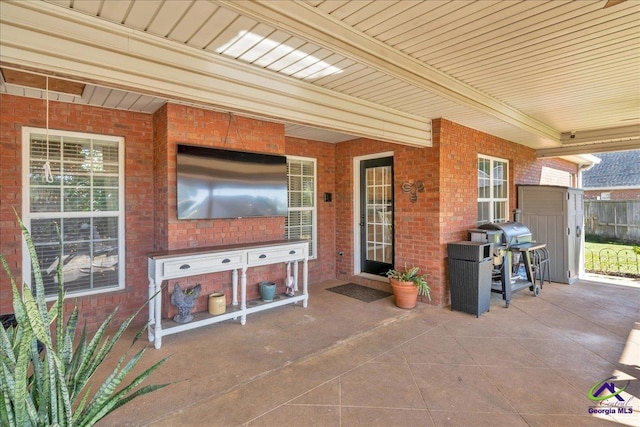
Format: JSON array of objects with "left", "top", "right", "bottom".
[
  {"left": 557, "top": 154, "right": 602, "bottom": 166},
  {"left": 537, "top": 139, "right": 640, "bottom": 158},
  {"left": 220, "top": 0, "right": 561, "bottom": 144},
  {"left": 0, "top": 1, "right": 431, "bottom": 147}
]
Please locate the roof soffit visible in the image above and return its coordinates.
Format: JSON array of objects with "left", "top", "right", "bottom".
[
  {"left": 0, "top": 0, "right": 431, "bottom": 146},
  {"left": 218, "top": 0, "right": 561, "bottom": 143}
]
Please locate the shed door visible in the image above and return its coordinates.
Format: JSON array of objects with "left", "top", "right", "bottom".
[{"left": 567, "top": 189, "right": 584, "bottom": 283}]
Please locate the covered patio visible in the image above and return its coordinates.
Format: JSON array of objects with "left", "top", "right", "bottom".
[{"left": 99, "top": 276, "right": 639, "bottom": 426}]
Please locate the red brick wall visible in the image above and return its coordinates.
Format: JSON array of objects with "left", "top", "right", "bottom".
[
  {"left": 152, "top": 104, "right": 169, "bottom": 251},
  {"left": 333, "top": 138, "right": 441, "bottom": 297},
  {"left": 435, "top": 118, "right": 578, "bottom": 239},
  {"left": 155, "top": 105, "right": 335, "bottom": 316},
  {"left": 1, "top": 94, "right": 582, "bottom": 325},
  {"left": 1, "top": 98, "right": 338, "bottom": 330},
  {"left": 0, "top": 94, "right": 154, "bottom": 331},
  {"left": 285, "top": 136, "right": 336, "bottom": 283},
  {"left": 161, "top": 104, "right": 286, "bottom": 252},
  {"left": 434, "top": 118, "right": 578, "bottom": 304},
  {"left": 331, "top": 120, "right": 579, "bottom": 307}
]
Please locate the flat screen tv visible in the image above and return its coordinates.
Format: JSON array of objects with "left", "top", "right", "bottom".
[{"left": 176, "top": 144, "right": 288, "bottom": 219}]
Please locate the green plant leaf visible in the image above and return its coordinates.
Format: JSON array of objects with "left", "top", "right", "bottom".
[
  {"left": 1, "top": 363, "right": 17, "bottom": 426},
  {"left": 15, "top": 214, "right": 49, "bottom": 321},
  {"left": 72, "top": 309, "right": 117, "bottom": 391},
  {"left": 1, "top": 255, "right": 28, "bottom": 334},
  {"left": 60, "top": 307, "right": 78, "bottom": 367},
  {"left": 12, "top": 326, "right": 33, "bottom": 427},
  {"left": 20, "top": 285, "right": 53, "bottom": 350},
  {"left": 77, "top": 351, "right": 170, "bottom": 427},
  {"left": 0, "top": 322, "right": 16, "bottom": 368},
  {"left": 1, "top": 211, "right": 172, "bottom": 426}
]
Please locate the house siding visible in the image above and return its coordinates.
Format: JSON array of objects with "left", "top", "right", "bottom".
[
  {"left": 0, "top": 94, "right": 155, "bottom": 332},
  {"left": 434, "top": 119, "right": 577, "bottom": 305},
  {"left": 285, "top": 136, "right": 337, "bottom": 284},
  {"left": 1, "top": 95, "right": 579, "bottom": 331},
  {"left": 332, "top": 119, "right": 577, "bottom": 306}
]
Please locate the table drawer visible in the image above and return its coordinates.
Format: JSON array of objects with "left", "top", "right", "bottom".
[
  {"left": 247, "top": 245, "right": 305, "bottom": 265},
  {"left": 162, "top": 252, "right": 243, "bottom": 278}
]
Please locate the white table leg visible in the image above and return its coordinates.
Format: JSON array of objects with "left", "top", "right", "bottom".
[
  {"left": 232, "top": 268, "right": 238, "bottom": 306},
  {"left": 154, "top": 280, "right": 162, "bottom": 349},
  {"left": 241, "top": 266, "right": 247, "bottom": 325},
  {"left": 293, "top": 260, "right": 299, "bottom": 292},
  {"left": 147, "top": 277, "right": 155, "bottom": 343},
  {"left": 303, "top": 257, "right": 309, "bottom": 308}
]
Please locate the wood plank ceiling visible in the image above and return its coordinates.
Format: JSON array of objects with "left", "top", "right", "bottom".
[{"left": 1, "top": 0, "right": 638, "bottom": 153}]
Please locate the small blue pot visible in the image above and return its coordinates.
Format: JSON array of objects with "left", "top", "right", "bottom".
[{"left": 259, "top": 281, "right": 276, "bottom": 302}]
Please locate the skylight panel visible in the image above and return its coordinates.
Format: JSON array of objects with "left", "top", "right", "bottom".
[{"left": 217, "top": 31, "right": 343, "bottom": 79}]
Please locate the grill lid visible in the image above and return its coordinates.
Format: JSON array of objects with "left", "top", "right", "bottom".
[{"left": 478, "top": 222, "right": 532, "bottom": 247}]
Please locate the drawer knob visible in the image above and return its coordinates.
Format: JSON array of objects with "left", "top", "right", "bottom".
[
  {"left": 222, "top": 258, "right": 231, "bottom": 263},
  {"left": 179, "top": 264, "right": 191, "bottom": 270},
  {"left": 259, "top": 254, "right": 267, "bottom": 259},
  {"left": 289, "top": 250, "right": 296, "bottom": 254}
]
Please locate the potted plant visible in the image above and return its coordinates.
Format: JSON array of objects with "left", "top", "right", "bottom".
[{"left": 386, "top": 264, "right": 431, "bottom": 309}]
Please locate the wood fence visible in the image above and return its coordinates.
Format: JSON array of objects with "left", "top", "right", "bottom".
[{"left": 584, "top": 200, "right": 640, "bottom": 243}]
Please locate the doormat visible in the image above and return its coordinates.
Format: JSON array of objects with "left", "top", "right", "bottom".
[{"left": 326, "top": 283, "right": 392, "bottom": 303}]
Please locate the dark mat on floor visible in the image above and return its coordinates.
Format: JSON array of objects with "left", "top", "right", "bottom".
[{"left": 326, "top": 283, "right": 392, "bottom": 303}]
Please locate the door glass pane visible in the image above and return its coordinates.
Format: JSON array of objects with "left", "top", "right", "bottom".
[{"left": 366, "top": 165, "right": 392, "bottom": 264}]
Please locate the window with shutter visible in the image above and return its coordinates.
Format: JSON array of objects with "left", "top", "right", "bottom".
[
  {"left": 22, "top": 127, "right": 125, "bottom": 298},
  {"left": 286, "top": 157, "right": 316, "bottom": 259}
]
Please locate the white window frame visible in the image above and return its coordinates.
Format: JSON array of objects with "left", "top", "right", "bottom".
[
  {"left": 286, "top": 156, "right": 317, "bottom": 260},
  {"left": 22, "top": 127, "right": 126, "bottom": 299},
  {"left": 477, "top": 154, "right": 509, "bottom": 225}
]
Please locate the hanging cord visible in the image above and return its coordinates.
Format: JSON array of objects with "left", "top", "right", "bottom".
[
  {"left": 222, "top": 112, "right": 247, "bottom": 149},
  {"left": 222, "top": 112, "right": 233, "bottom": 146},
  {"left": 43, "top": 76, "right": 54, "bottom": 183},
  {"left": 232, "top": 113, "right": 244, "bottom": 148}
]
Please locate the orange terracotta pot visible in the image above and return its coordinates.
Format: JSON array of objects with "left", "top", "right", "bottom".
[{"left": 389, "top": 279, "right": 419, "bottom": 309}]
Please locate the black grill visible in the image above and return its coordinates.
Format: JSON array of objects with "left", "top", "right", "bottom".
[
  {"left": 467, "top": 222, "right": 546, "bottom": 307},
  {"left": 478, "top": 221, "right": 532, "bottom": 248}
]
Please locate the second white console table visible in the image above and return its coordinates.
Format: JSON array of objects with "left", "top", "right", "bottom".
[{"left": 147, "top": 240, "right": 308, "bottom": 349}]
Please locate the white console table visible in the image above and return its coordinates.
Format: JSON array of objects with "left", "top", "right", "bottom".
[{"left": 147, "top": 240, "right": 308, "bottom": 349}]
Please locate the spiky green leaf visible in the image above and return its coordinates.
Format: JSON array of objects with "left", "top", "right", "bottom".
[
  {"left": 12, "top": 327, "right": 33, "bottom": 427},
  {"left": 20, "top": 285, "right": 52, "bottom": 350},
  {"left": 14, "top": 215, "right": 49, "bottom": 319},
  {"left": 1, "top": 211, "right": 172, "bottom": 426}
]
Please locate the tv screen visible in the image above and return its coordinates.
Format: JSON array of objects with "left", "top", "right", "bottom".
[{"left": 176, "top": 145, "right": 288, "bottom": 219}]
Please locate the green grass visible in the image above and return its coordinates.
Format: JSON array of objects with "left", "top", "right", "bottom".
[{"left": 584, "top": 241, "right": 640, "bottom": 277}]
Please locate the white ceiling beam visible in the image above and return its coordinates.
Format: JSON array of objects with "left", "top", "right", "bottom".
[
  {"left": 218, "top": 0, "right": 561, "bottom": 144},
  {"left": 537, "top": 139, "right": 640, "bottom": 157},
  {"left": 560, "top": 124, "right": 640, "bottom": 144},
  {"left": 0, "top": 1, "right": 431, "bottom": 147}
]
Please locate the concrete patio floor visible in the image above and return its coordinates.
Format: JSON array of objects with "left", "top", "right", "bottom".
[{"left": 98, "top": 276, "right": 640, "bottom": 426}]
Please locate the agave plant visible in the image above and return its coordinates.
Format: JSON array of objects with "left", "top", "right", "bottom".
[{"left": 0, "top": 214, "right": 171, "bottom": 426}]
